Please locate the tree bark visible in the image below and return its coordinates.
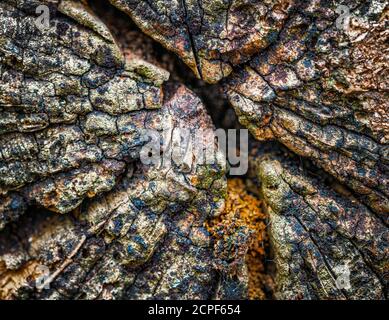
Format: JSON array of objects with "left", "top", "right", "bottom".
[{"left": 0, "top": 0, "right": 387, "bottom": 300}]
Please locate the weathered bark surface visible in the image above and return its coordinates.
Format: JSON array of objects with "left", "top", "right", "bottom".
[
  {"left": 0, "top": 82, "right": 241, "bottom": 299},
  {"left": 0, "top": 0, "right": 250, "bottom": 300},
  {"left": 108, "top": 0, "right": 388, "bottom": 218},
  {"left": 0, "top": 0, "right": 388, "bottom": 300},
  {"left": 225, "top": 1, "right": 389, "bottom": 219},
  {"left": 0, "top": 0, "right": 169, "bottom": 221},
  {"left": 252, "top": 150, "right": 388, "bottom": 299},
  {"left": 108, "top": 0, "right": 292, "bottom": 84}
]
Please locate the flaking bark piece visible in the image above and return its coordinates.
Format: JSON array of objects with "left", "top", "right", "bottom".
[
  {"left": 0, "top": 83, "right": 237, "bottom": 300},
  {"left": 109, "top": 0, "right": 294, "bottom": 84},
  {"left": 226, "top": 1, "right": 389, "bottom": 218},
  {"left": 0, "top": 0, "right": 169, "bottom": 220},
  {"left": 254, "top": 153, "right": 388, "bottom": 299}
]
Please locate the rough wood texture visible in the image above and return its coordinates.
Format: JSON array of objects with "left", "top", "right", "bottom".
[
  {"left": 250, "top": 149, "right": 388, "bottom": 299},
  {"left": 0, "top": 0, "right": 388, "bottom": 300},
  {"left": 108, "top": 0, "right": 293, "bottom": 84},
  {"left": 226, "top": 0, "right": 389, "bottom": 220},
  {"left": 0, "top": 0, "right": 249, "bottom": 300},
  {"left": 108, "top": 0, "right": 388, "bottom": 217}
]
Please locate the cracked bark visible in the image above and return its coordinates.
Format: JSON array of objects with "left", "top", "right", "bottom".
[
  {"left": 250, "top": 147, "right": 388, "bottom": 299},
  {"left": 225, "top": 0, "right": 389, "bottom": 220},
  {"left": 0, "top": 0, "right": 247, "bottom": 300},
  {"left": 0, "top": 0, "right": 388, "bottom": 300},
  {"left": 108, "top": 0, "right": 388, "bottom": 217},
  {"left": 109, "top": 0, "right": 292, "bottom": 83}
]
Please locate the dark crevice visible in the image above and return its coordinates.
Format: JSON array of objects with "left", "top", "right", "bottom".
[{"left": 90, "top": 0, "right": 239, "bottom": 130}]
